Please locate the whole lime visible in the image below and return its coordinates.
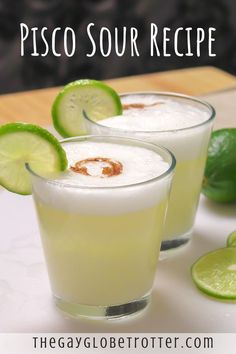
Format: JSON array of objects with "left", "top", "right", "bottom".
[{"left": 202, "top": 128, "right": 236, "bottom": 203}]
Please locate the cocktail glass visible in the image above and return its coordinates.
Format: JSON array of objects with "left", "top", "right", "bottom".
[
  {"left": 84, "top": 92, "right": 215, "bottom": 252},
  {"left": 28, "top": 135, "right": 175, "bottom": 319}
]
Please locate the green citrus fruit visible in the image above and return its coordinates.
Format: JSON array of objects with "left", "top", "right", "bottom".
[
  {"left": 191, "top": 247, "right": 236, "bottom": 300},
  {"left": 52, "top": 79, "right": 122, "bottom": 137},
  {"left": 0, "top": 123, "right": 67, "bottom": 195},
  {"left": 227, "top": 231, "right": 236, "bottom": 248},
  {"left": 202, "top": 128, "right": 236, "bottom": 203}
]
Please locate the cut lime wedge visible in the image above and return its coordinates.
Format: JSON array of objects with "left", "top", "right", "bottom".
[
  {"left": 191, "top": 248, "right": 236, "bottom": 300},
  {"left": 227, "top": 231, "right": 236, "bottom": 248},
  {"left": 0, "top": 123, "right": 67, "bottom": 195},
  {"left": 52, "top": 79, "right": 122, "bottom": 137}
]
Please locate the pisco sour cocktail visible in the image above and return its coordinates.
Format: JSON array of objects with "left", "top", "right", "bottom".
[
  {"left": 84, "top": 93, "right": 215, "bottom": 251},
  {"left": 29, "top": 135, "right": 175, "bottom": 319}
]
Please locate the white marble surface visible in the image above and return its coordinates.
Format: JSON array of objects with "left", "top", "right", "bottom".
[{"left": 0, "top": 188, "right": 236, "bottom": 333}]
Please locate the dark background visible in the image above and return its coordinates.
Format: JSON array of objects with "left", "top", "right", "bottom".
[{"left": 0, "top": 0, "right": 236, "bottom": 94}]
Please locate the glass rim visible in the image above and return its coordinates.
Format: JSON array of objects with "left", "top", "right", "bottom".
[
  {"left": 84, "top": 91, "right": 216, "bottom": 134},
  {"left": 26, "top": 135, "right": 176, "bottom": 190}
]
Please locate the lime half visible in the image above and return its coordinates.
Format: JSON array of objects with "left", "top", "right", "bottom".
[
  {"left": 52, "top": 79, "right": 122, "bottom": 137},
  {"left": 227, "top": 231, "right": 236, "bottom": 248},
  {"left": 0, "top": 123, "right": 67, "bottom": 195},
  {"left": 191, "top": 248, "right": 236, "bottom": 300}
]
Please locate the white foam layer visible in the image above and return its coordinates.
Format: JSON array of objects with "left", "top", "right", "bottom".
[
  {"left": 102, "top": 95, "right": 209, "bottom": 131},
  {"left": 57, "top": 141, "right": 169, "bottom": 187},
  {"left": 32, "top": 141, "right": 172, "bottom": 214},
  {"left": 100, "top": 95, "right": 209, "bottom": 132},
  {"left": 87, "top": 95, "right": 213, "bottom": 160}
]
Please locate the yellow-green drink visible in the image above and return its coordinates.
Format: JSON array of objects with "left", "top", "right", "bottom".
[
  {"left": 84, "top": 93, "right": 215, "bottom": 252},
  {"left": 164, "top": 155, "right": 206, "bottom": 240},
  {"left": 35, "top": 201, "right": 167, "bottom": 306},
  {"left": 30, "top": 136, "right": 175, "bottom": 319}
]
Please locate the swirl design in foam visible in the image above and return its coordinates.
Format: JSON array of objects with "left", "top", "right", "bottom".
[
  {"left": 31, "top": 139, "right": 174, "bottom": 215},
  {"left": 86, "top": 93, "right": 214, "bottom": 160}
]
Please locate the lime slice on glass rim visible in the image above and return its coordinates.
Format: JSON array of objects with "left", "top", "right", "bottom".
[
  {"left": 227, "top": 231, "right": 236, "bottom": 248},
  {"left": 0, "top": 123, "right": 67, "bottom": 195},
  {"left": 191, "top": 248, "right": 236, "bottom": 300},
  {"left": 52, "top": 79, "right": 122, "bottom": 137}
]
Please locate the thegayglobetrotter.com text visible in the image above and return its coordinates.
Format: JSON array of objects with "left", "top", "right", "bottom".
[
  {"left": 32, "top": 335, "right": 214, "bottom": 350},
  {"left": 1, "top": 333, "right": 236, "bottom": 354}
]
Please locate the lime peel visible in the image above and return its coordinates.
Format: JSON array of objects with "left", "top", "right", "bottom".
[
  {"left": 227, "top": 231, "right": 236, "bottom": 248},
  {"left": 0, "top": 122, "right": 68, "bottom": 195},
  {"left": 202, "top": 128, "right": 236, "bottom": 203},
  {"left": 52, "top": 79, "right": 122, "bottom": 138},
  {"left": 191, "top": 247, "right": 236, "bottom": 300}
]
